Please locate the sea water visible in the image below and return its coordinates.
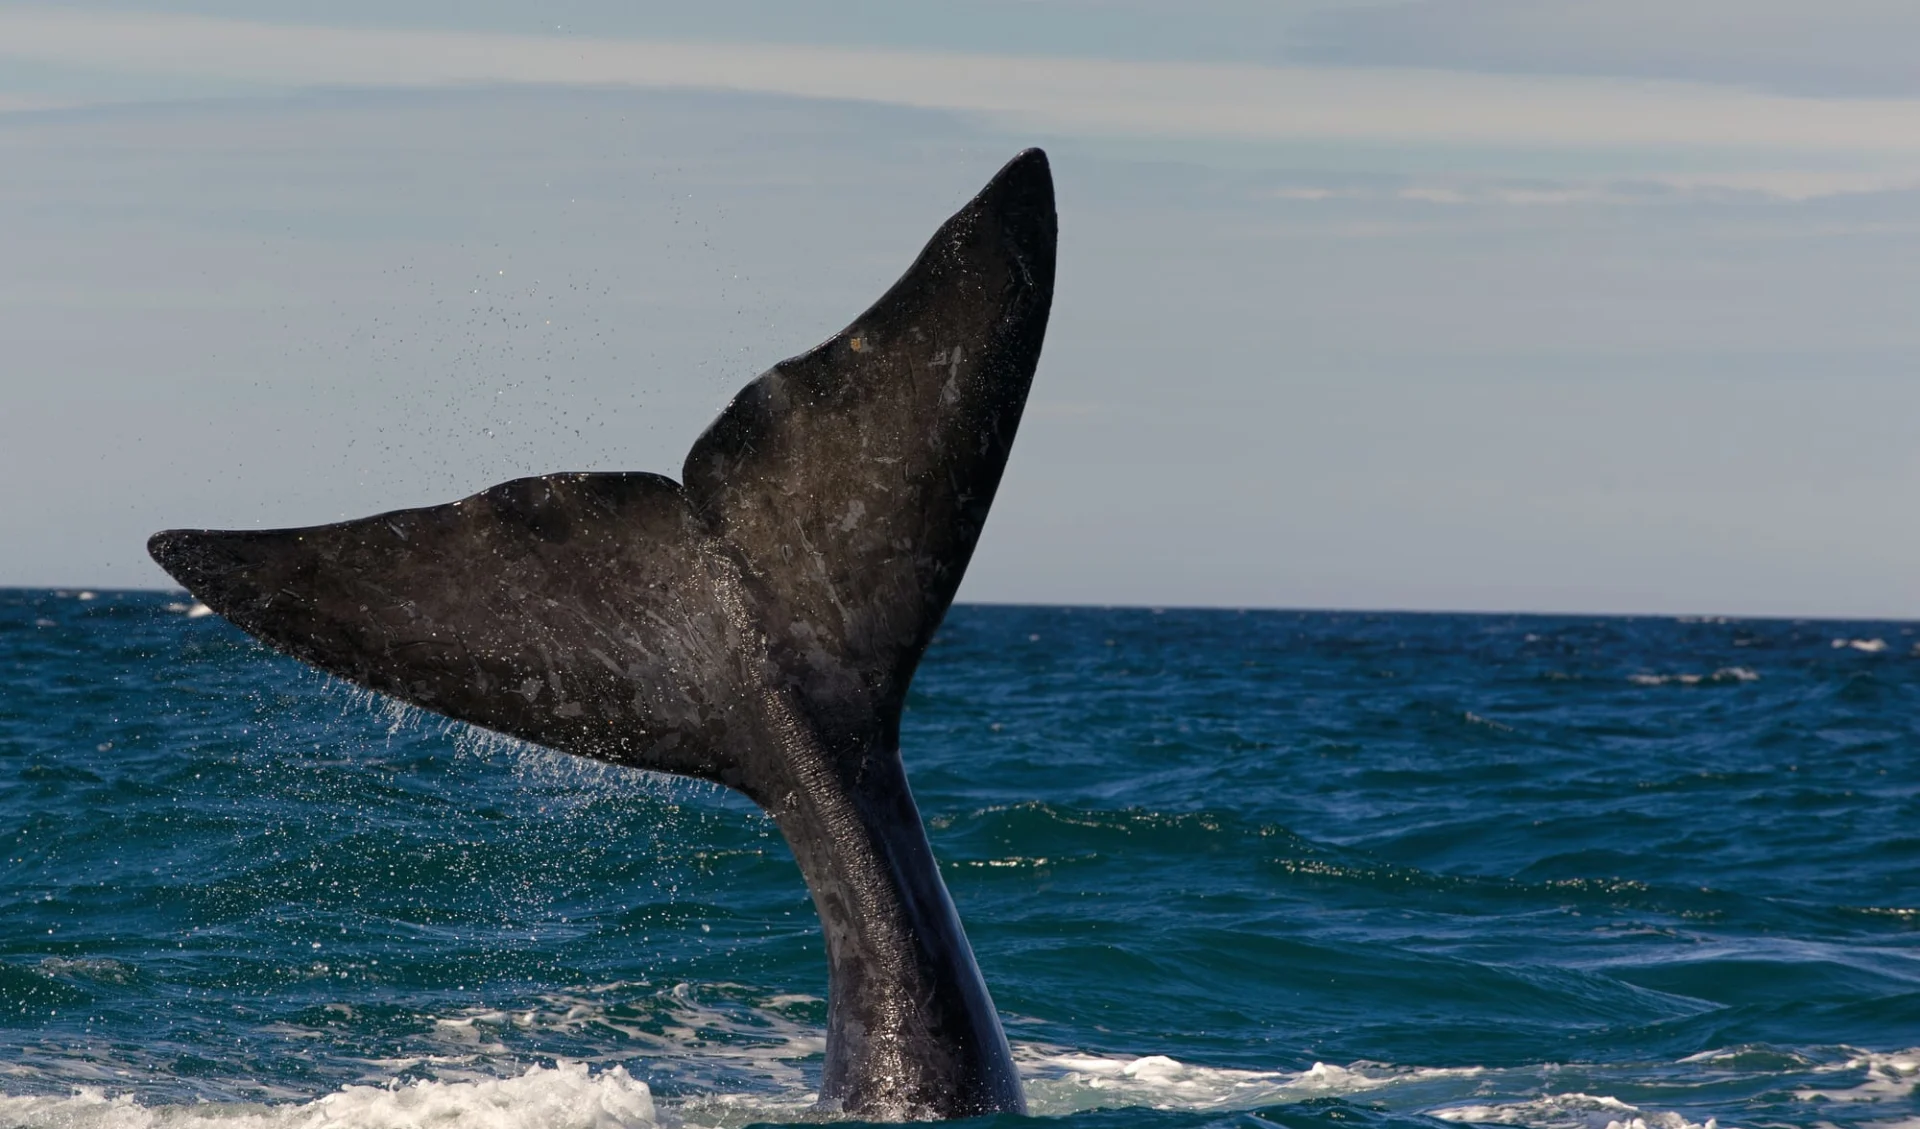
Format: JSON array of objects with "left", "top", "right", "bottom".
[{"left": 1, "top": 589, "right": 1915, "bottom": 1129}]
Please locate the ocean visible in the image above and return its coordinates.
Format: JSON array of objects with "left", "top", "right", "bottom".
[{"left": 1, "top": 588, "right": 1915, "bottom": 1129}]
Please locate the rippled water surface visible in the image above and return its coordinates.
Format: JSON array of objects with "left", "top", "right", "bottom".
[{"left": 1, "top": 590, "right": 1916, "bottom": 1128}]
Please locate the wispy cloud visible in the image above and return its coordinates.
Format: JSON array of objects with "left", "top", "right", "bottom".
[
  {"left": 1298, "top": 0, "right": 1920, "bottom": 99},
  {"left": 7, "top": 6, "right": 1920, "bottom": 165},
  {"left": 6, "top": 16, "right": 1918, "bottom": 611},
  {"left": 1276, "top": 167, "right": 1920, "bottom": 206},
  {"left": 0, "top": 91, "right": 75, "bottom": 113}
]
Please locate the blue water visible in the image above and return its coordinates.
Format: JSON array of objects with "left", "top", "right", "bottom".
[{"left": 2, "top": 589, "right": 1917, "bottom": 1129}]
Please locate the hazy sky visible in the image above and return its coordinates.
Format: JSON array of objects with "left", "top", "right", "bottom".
[{"left": 3, "top": 2, "right": 1917, "bottom": 616}]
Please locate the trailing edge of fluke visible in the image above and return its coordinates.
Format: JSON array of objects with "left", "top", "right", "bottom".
[{"left": 148, "top": 148, "right": 1057, "bottom": 1120}]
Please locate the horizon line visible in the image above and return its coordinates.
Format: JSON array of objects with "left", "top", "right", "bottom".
[{"left": 7, "top": 586, "right": 1914, "bottom": 626}]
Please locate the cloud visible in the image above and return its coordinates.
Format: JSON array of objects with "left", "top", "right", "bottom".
[
  {"left": 1296, "top": 0, "right": 1920, "bottom": 100},
  {"left": 7, "top": 81, "right": 1919, "bottom": 611},
  {"left": 6, "top": 5, "right": 1920, "bottom": 164},
  {"left": 0, "top": 92, "right": 76, "bottom": 114},
  {"left": 1288, "top": 168, "right": 1920, "bottom": 206}
]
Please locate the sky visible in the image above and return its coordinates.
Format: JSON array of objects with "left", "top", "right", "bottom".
[{"left": 2, "top": 2, "right": 1917, "bottom": 617}]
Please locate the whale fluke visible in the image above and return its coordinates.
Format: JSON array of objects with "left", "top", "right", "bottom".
[{"left": 148, "top": 148, "right": 1055, "bottom": 1120}]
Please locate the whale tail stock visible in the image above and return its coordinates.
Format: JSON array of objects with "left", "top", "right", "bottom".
[{"left": 147, "top": 149, "right": 1055, "bottom": 1119}]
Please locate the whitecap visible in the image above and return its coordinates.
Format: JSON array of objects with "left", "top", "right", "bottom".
[
  {"left": 424, "top": 983, "right": 824, "bottom": 1096},
  {"left": 1794, "top": 1048, "right": 1920, "bottom": 1104},
  {"left": 1018, "top": 1047, "right": 1482, "bottom": 1115},
  {"left": 1833, "top": 638, "right": 1888, "bottom": 653},
  {"left": 1432, "top": 1092, "right": 1720, "bottom": 1129},
  {"left": 185, "top": 603, "right": 215, "bottom": 618},
  {"left": 0, "top": 1063, "right": 655, "bottom": 1128},
  {"left": 1627, "top": 667, "right": 1758, "bottom": 686}
]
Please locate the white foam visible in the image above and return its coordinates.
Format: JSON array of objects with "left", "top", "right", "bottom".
[
  {"left": 186, "top": 602, "right": 215, "bottom": 619},
  {"left": 1795, "top": 1048, "right": 1920, "bottom": 1103},
  {"left": 1627, "top": 667, "right": 1759, "bottom": 686},
  {"left": 1019, "top": 1048, "right": 1483, "bottom": 1115},
  {"left": 1833, "top": 638, "right": 1888, "bottom": 653},
  {"left": 0, "top": 1063, "right": 654, "bottom": 1129},
  {"left": 0, "top": 1032, "right": 1900, "bottom": 1129},
  {"left": 1432, "top": 1092, "right": 1721, "bottom": 1129},
  {"left": 423, "top": 982, "right": 825, "bottom": 1097},
  {"left": 1021, "top": 1050, "right": 1290, "bottom": 1112}
]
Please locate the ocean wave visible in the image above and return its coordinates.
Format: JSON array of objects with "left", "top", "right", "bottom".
[
  {"left": 11, "top": 598, "right": 1919, "bottom": 1129},
  {"left": 0, "top": 1043, "right": 1912, "bottom": 1129},
  {"left": 1431, "top": 1092, "right": 1720, "bottom": 1129},
  {"left": 1020, "top": 1048, "right": 1484, "bottom": 1114},
  {"left": 1793, "top": 1048, "right": 1920, "bottom": 1104},
  {"left": 0, "top": 1063, "right": 656, "bottom": 1128},
  {"left": 423, "top": 980, "right": 826, "bottom": 1092},
  {"left": 1627, "top": 667, "right": 1759, "bottom": 686}
]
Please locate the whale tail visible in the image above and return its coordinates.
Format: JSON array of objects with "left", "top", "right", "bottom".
[{"left": 148, "top": 149, "right": 1056, "bottom": 1120}]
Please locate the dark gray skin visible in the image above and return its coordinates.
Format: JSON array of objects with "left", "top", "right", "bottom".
[{"left": 147, "top": 149, "right": 1055, "bottom": 1120}]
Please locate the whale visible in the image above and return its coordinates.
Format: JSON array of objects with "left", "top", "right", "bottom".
[{"left": 147, "top": 148, "right": 1055, "bottom": 1120}]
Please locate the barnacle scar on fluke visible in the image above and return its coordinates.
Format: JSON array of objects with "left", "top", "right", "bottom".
[{"left": 147, "top": 149, "right": 1056, "bottom": 1120}]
